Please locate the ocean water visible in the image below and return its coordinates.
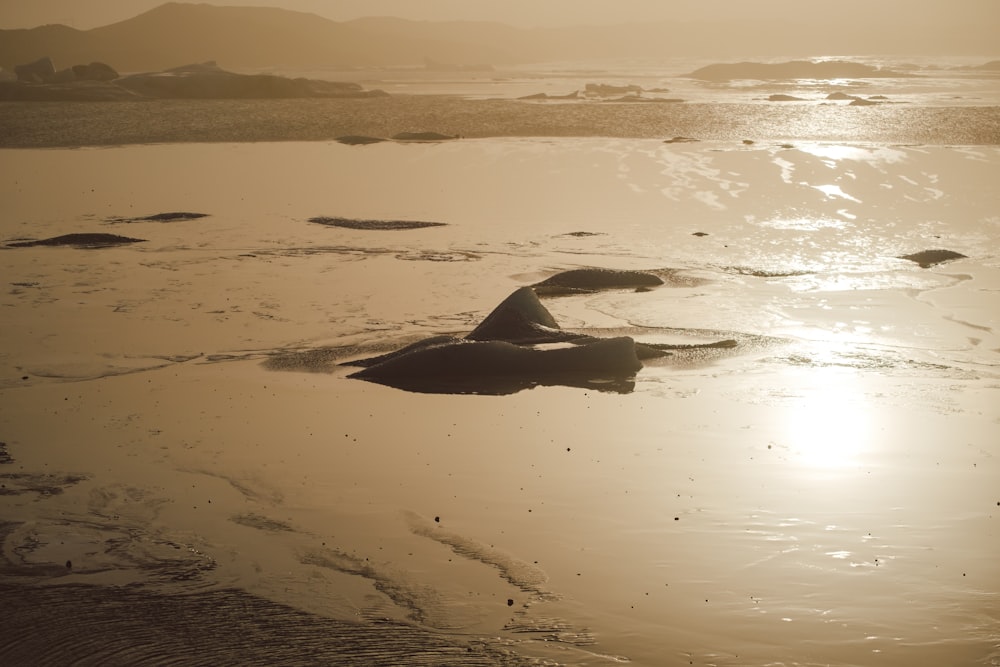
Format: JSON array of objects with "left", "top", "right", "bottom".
[{"left": 1, "top": 58, "right": 999, "bottom": 666}]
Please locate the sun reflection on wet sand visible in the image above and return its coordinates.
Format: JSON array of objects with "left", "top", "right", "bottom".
[{"left": 779, "top": 367, "right": 874, "bottom": 470}]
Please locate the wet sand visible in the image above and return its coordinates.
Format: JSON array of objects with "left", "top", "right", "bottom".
[
  {"left": 3, "top": 97, "right": 1000, "bottom": 148},
  {"left": 1, "top": 140, "right": 998, "bottom": 665}
]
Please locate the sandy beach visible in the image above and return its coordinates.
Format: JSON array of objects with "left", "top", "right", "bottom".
[{"left": 2, "top": 138, "right": 998, "bottom": 665}]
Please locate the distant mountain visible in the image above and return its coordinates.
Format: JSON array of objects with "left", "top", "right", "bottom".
[{"left": 1, "top": 2, "right": 997, "bottom": 74}]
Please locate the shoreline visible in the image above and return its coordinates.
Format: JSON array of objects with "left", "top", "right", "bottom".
[{"left": 3, "top": 96, "right": 1000, "bottom": 148}]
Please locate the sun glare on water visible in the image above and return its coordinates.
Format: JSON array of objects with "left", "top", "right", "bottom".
[{"left": 781, "top": 369, "right": 874, "bottom": 470}]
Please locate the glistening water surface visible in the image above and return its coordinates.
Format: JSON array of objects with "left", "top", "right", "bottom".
[{"left": 1, "top": 133, "right": 998, "bottom": 664}]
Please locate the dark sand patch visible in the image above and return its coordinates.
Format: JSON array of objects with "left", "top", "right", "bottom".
[
  {"left": 406, "top": 513, "right": 552, "bottom": 599},
  {"left": 6, "top": 233, "right": 146, "bottom": 249},
  {"left": 230, "top": 512, "right": 295, "bottom": 533},
  {"left": 396, "top": 250, "right": 480, "bottom": 262},
  {"left": 899, "top": 249, "right": 968, "bottom": 268},
  {"left": 0, "top": 443, "right": 12, "bottom": 465},
  {"left": 0, "top": 472, "right": 88, "bottom": 497},
  {"left": 0, "top": 582, "right": 531, "bottom": 666},
  {"left": 309, "top": 216, "right": 447, "bottom": 231},
  {"left": 336, "top": 135, "right": 388, "bottom": 145},
  {"left": 559, "top": 231, "right": 605, "bottom": 237},
  {"left": 108, "top": 211, "right": 209, "bottom": 223},
  {"left": 299, "top": 548, "right": 447, "bottom": 627}
]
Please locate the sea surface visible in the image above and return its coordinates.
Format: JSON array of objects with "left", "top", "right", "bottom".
[{"left": 1, "top": 57, "right": 999, "bottom": 666}]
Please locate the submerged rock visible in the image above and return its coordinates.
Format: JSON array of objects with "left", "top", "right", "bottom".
[
  {"left": 350, "top": 337, "right": 642, "bottom": 395},
  {"left": 116, "top": 62, "right": 387, "bottom": 99},
  {"left": 109, "top": 211, "right": 208, "bottom": 223},
  {"left": 532, "top": 268, "right": 664, "bottom": 294},
  {"left": 333, "top": 281, "right": 743, "bottom": 394},
  {"left": 308, "top": 217, "right": 446, "bottom": 230},
  {"left": 898, "top": 249, "right": 967, "bottom": 268},
  {"left": 335, "top": 135, "right": 388, "bottom": 145},
  {"left": 347, "top": 285, "right": 648, "bottom": 394},
  {"left": 7, "top": 233, "right": 146, "bottom": 248}
]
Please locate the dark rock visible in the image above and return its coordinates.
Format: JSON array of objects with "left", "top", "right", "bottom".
[
  {"left": 898, "top": 249, "right": 967, "bottom": 268},
  {"left": 768, "top": 94, "right": 806, "bottom": 101},
  {"left": 349, "top": 337, "right": 642, "bottom": 395},
  {"left": 466, "top": 286, "right": 579, "bottom": 344},
  {"left": 335, "top": 135, "right": 388, "bottom": 145},
  {"left": 849, "top": 97, "right": 881, "bottom": 106},
  {"left": 532, "top": 268, "right": 664, "bottom": 293},
  {"left": 692, "top": 232, "right": 709, "bottom": 237},
  {"left": 308, "top": 217, "right": 446, "bottom": 230},
  {"left": 584, "top": 83, "right": 643, "bottom": 97},
  {"left": 116, "top": 62, "right": 386, "bottom": 99},
  {"left": 138, "top": 211, "right": 207, "bottom": 222},
  {"left": 344, "top": 285, "right": 658, "bottom": 394},
  {"left": 518, "top": 91, "right": 579, "bottom": 101},
  {"left": 664, "top": 136, "right": 699, "bottom": 144},
  {"left": 14, "top": 57, "right": 55, "bottom": 83},
  {"left": 826, "top": 92, "right": 860, "bottom": 101},
  {"left": 7, "top": 233, "right": 146, "bottom": 249},
  {"left": 71, "top": 62, "right": 119, "bottom": 82}
]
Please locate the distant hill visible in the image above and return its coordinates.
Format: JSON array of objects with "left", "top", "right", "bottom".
[{"left": 1, "top": 2, "right": 997, "bottom": 73}]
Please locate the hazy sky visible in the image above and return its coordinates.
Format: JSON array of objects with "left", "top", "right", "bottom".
[{"left": 1, "top": 0, "right": 996, "bottom": 30}]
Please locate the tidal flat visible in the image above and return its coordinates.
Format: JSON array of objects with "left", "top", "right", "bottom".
[{"left": 1, "top": 138, "right": 998, "bottom": 665}]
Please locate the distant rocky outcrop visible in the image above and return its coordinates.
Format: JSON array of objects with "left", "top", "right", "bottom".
[
  {"left": 767, "top": 94, "right": 806, "bottom": 101},
  {"left": 0, "top": 59, "right": 386, "bottom": 101},
  {"left": 517, "top": 91, "right": 579, "bottom": 101},
  {"left": 116, "top": 61, "right": 387, "bottom": 99},
  {"left": 687, "top": 60, "right": 915, "bottom": 81},
  {"left": 584, "top": 83, "right": 643, "bottom": 97},
  {"left": 13, "top": 56, "right": 118, "bottom": 84},
  {"left": 14, "top": 56, "right": 56, "bottom": 82},
  {"left": 970, "top": 60, "right": 1000, "bottom": 71}
]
